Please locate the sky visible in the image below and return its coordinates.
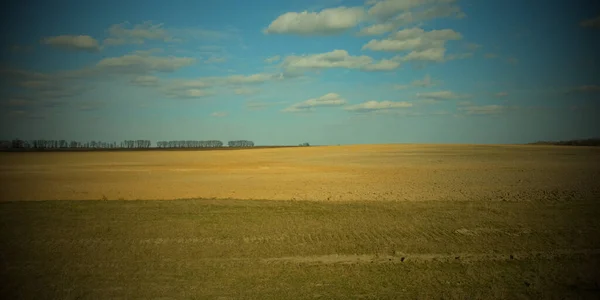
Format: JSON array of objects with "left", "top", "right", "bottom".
[{"left": 0, "top": 0, "right": 599, "bottom": 145}]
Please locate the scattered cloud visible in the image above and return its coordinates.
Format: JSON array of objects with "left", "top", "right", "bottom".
[
  {"left": 281, "top": 49, "right": 400, "bottom": 75},
  {"left": 411, "top": 74, "right": 435, "bottom": 87},
  {"left": 362, "top": 27, "right": 463, "bottom": 62},
  {"left": 417, "top": 90, "right": 467, "bottom": 101},
  {"left": 264, "top": 7, "right": 366, "bottom": 35},
  {"left": 282, "top": 93, "right": 347, "bottom": 112},
  {"left": 484, "top": 53, "right": 498, "bottom": 59},
  {"left": 495, "top": 92, "right": 508, "bottom": 97},
  {"left": 394, "top": 74, "right": 437, "bottom": 90},
  {"left": 103, "top": 21, "right": 174, "bottom": 46},
  {"left": 363, "top": 28, "right": 462, "bottom": 52},
  {"left": 265, "top": 55, "right": 281, "bottom": 63},
  {"left": 580, "top": 15, "right": 600, "bottom": 29},
  {"left": 344, "top": 100, "right": 413, "bottom": 112},
  {"left": 130, "top": 75, "right": 160, "bottom": 86},
  {"left": 96, "top": 54, "right": 196, "bottom": 74},
  {"left": 41, "top": 35, "right": 101, "bottom": 52},
  {"left": 359, "top": 2, "right": 465, "bottom": 35},
  {"left": 211, "top": 111, "right": 228, "bottom": 117}
]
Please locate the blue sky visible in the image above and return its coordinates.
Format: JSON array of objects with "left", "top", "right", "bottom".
[{"left": 0, "top": 0, "right": 599, "bottom": 145}]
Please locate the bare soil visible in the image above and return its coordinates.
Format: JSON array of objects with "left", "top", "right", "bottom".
[{"left": 1, "top": 144, "right": 599, "bottom": 202}]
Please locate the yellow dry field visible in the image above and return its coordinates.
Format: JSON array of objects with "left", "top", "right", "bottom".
[
  {"left": 2, "top": 144, "right": 600, "bottom": 298},
  {"left": 1, "top": 144, "right": 599, "bottom": 202}
]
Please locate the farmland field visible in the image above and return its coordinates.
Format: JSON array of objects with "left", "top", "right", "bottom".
[{"left": 1, "top": 144, "right": 600, "bottom": 299}]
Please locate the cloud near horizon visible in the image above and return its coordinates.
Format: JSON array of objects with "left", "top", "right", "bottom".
[{"left": 1, "top": 0, "right": 598, "bottom": 145}]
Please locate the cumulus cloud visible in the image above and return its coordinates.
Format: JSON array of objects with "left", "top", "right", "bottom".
[
  {"left": 41, "top": 35, "right": 101, "bottom": 52},
  {"left": 282, "top": 49, "right": 400, "bottom": 75},
  {"left": 264, "top": 7, "right": 366, "bottom": 35},
  {"left": 580, "top": 15, "right": 600, "bottom": 28},
  {"left": 96, "top": 54, "right": 196, "bottom": 74},
  {"left": 344, "top": 100, "right": 413, "bottom": 112},
  {"left": 211, "top": 111, "right": 228, "bottom": 117},
  {"left": 282, "top": 93, "right": 347, "bottom": 112}
]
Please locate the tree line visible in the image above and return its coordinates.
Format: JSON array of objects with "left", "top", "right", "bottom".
[{"left": 0, "top": 138, "right": 263, "bottom": 149}]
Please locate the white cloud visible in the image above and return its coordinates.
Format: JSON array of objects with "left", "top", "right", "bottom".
[
  {"left": 282, "top": 49, "right": 400, "bottom": 74},
  {"left": 580, "top": 15, "right": 600, "bottom": 29},
  {"left": 265, "top": 55, "right": 281, "bottom": 63},
  {"left": 211, "top": 111, "right": 228, "bottom": 117},
  {"left": 282, "top": 93, "right": 347, "bottom": 112},
  {"left": 362, "top": 28, "right": 462, "bottom": 52},
  {"left": 359, "top": 2, "right": 465, "bottom": 35},
  {"left": 264, "top": 7, "right": 366, "bottom": 35},
  {"left": 130, "top": 75, "right": 159, "bottom": 86},
  {"left": 41, "top": 35, "right": 100, "bottom": 52},
  {"left": 344, "top": 100, "right": 413, "bottom": 112},
  {"left": 495, "top": 92, "right": 508, "bottom": 97},
  {"left": 401, "top": 47, "right": 446, "bottom": 61},
  {"left": 356, "top": 23, "right": 397, "bottom": 36},
  {"left": 96, "top": 54, "right": 196, "bottom": 74}
]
